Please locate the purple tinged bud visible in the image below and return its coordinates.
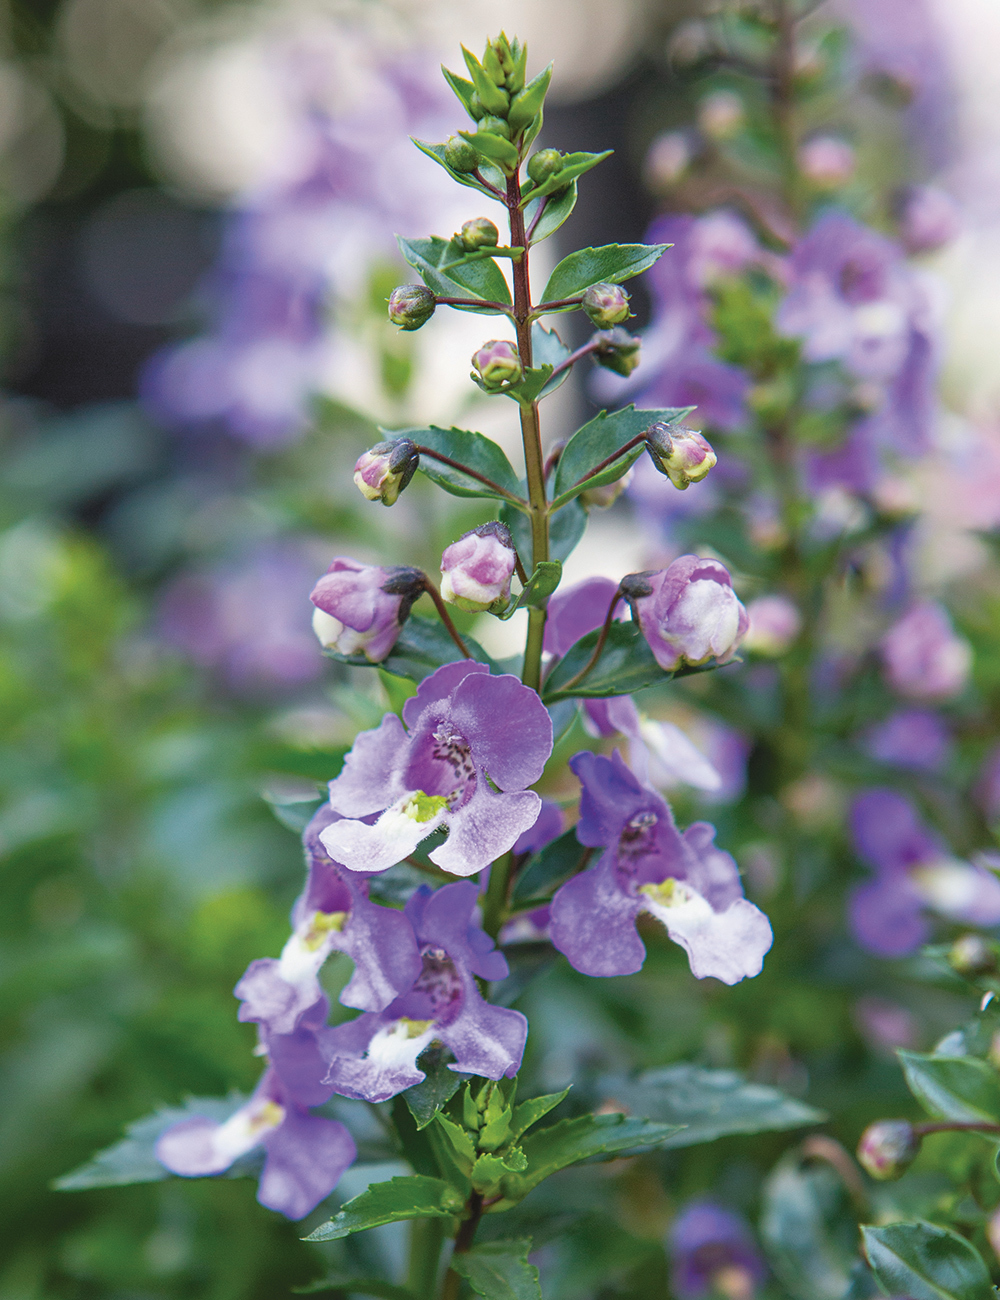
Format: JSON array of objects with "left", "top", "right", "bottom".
[
  {"left": 856, "top": 1120, "right": 920, "bottom": 1180},
  {"left": 527, "top": 148, "right": 563, "bottom": 185},
  {"left": 388, "top": 285, "right": 436, "bottom": 331},
  {"left": 742, "top": 595, "right": 802, "bottom": 657},
  {"left": 440, "top": 521, "right": 516, "bottom": 612},
  {"left": 581, "top": 282, "right": 631, "bottom": 327},
  {"left": 353, "top": 438, "right": 419, "bottom": 506},
  {"left": 895, "top": 185, "right": 961, "bottom": 254},
  {"left": 798, "top": 136, "right": 856, "bottom": 188},
  {"left": 310, "top": 558, "right": 424, "bottom": 662},
  {"left": 457, "top": 217, "right": 500, "bottom": 251},
  {"left": 444, "top": 135, "right": 480, "bottom": 173},
  {"left": 645, "top": 423, "right": 717, "bottom": 490},
  {"left": 592, "top": 327, "right": 642, "bottom": 377},
  {"left": 623, "top": 555, "right": 749, "bottom": 673},
  {"left": 472, "top": 339, "right": 523, "bottom": 390}
]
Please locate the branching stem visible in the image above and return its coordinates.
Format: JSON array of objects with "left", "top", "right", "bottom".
[{"left": 420, "top": 578, "right": 473, "bottom": 659}]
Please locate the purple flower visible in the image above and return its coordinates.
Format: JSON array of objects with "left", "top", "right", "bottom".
[
  {"left": 549, "top": 751, "right": 771, "bottom": 983},
  {"left": 310, "top": 557, "right": 424, "bottom": 663},
  {"left": 320, "top": 661, "right": 552, "bottom": 876},
  {"left": 323, "top": 881, "right": 527, "bottom": 1101},
  {"left": 440, "top": 523, "right": 517, "bottom": 612},
  {"left": 895, "top": 185, "right": 960, "bottom": 254},
  {"left": 624, "top": 556, "right": 749, "bottom": 673},
  {"left": 155, "top": 1066, "right": 355, "bottom": 1220},
  {"left": 645, "top": 423, "right": 717, "bottom": 490},
  {"left": 864, "top": 708, "right": 951, "bottom": 772},
  {"left": 513, "top": 799, "right": 564, "bottom": 855},
  {"left": 742, "top": 595, "right": 801, "bottom": 657},
  {"left": 668, "top": 1200, "right": 767, "bottom": 1299},
  {"left": 849, "top": 789, "right": 1000, "bottom": 956},
  {"left": 880, "top": 601, "right": 971, "bottom": 701},
  {"left": 234, "top": 806, "right": 422, "bottom": 1034},
  {"left": 976, "top": 744, "right": 1000, "bottom": 823},
  {"left": 472, "top": 340, "right": 522, "bottom": 390}
]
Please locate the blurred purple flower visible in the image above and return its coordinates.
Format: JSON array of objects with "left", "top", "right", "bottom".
[
  {"left": 864, "top": 708, "right": 952, "bottom": 772},
  {"left": 668, "top": 1199, "right": 767, "bottom": 1299},
  {"left": 976, "top": 744, "right": 1000, "bottom": 823},
  {"left": 880, "top": 601, "right": 971, "bottom": 701},
  {"left": 896, "top": 185, "right": 961, "bottom": 254}
]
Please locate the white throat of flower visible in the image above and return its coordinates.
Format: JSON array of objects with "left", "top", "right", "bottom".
[
  {"left": 364, "top": 1017, "right": 437, "bottom": 1073},
  {"left": 210, "top": 1096, "right": 286, "bottom": 1166},
  {"left": 278, "top": 909, "right": 348, "bottom": 985}
]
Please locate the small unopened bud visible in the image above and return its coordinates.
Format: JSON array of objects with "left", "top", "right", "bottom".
[
  {"left": 580, "top": 465, "right": 634, "bottom": 510},
  {"left": 856, "top": 1120, "right": 920, "bottom": 1180},
  {"left": 948, "top": 933, "right": 999, "bottom": 978},
  {"left": 444, "top": 135, "right": 480, "bottom": 173},
  {"left": 388, "top": 284, "right": 436, "bottom": 331},
  {"left": 440, "top": 522, "right": 517, "bottom": 612},
  {"left": 592, "top": 328, "right": 642, "bottom": 377},
  {"left": 477, "top": 114, "right": 511, "bottom": 140},
  {"left": 798, "top": 136, "right": 855, "bottom": 188},
  {"left": 623, "top": 555, "right": 748, "bottom": 673},
  {"left": 581, "top": 282, "right": 631, "bottom": 327},
  {"left": 645, "top": 423, "right": 716, "bottom": 489},
  {"left": 353, "top": 438, "right": 419, "bottom": 506},
  {"left": 527, "top": 148, "right": 563, "bottom": 185},
  {"left": 472, "top": 339, "right": 522, "bottom": 390},
  {"left": 457, "top": 217, "right": 499, "bottom": 251},
  {"left": 698, "top": 89, "right": 745, "bottom": 140},
  {"left": 311, "top": 559, "right": 424, "bottom": 663}
]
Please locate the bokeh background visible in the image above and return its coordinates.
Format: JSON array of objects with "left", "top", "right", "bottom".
[{"left": 5, "top": 1, "right": 1000, "bottom": 1297}]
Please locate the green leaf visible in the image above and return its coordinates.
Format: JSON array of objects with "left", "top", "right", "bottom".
[
  {"left": 404, "top": 1045, "right": 468, "bottom": 1130},
  {"left": 494, "top": 1113, "right": 682, "bottom": 1208},
  {"left": 541, "top": 243, "right": 670, "bottom": 303},
  {"left": 598, "top": 1065, "right": 826, "bottom": 1147},
  {"left": 507, "top": 64, "right": 552, "bottom": 133},
  {"left": 303, "top": 1175, "right": 464, "bottom": 1242},
  {"left": 459, "top": 46, "right": 510, "bottom": 116},
  {"left": 862, "top": 1221, "right": 993, "bottom": 1300},
  {"left": 524, "top": 181, "right": 578, "bottom": 244},
  {"left": 323, "top": 614, "right": 497, "bottom": 683},
  {"left": 54, "top": 1096, "right": 244, "bottom": 1190},
  {"left": 898, "top": 1050, "right": 1000, "bottom": 1125},
  {"left": 440, "top": 66, "right": 478, "bottom": 117},
  {"left": 511, "top": 829, "right": 587, "bottom": 906},
  {"left": 498, "top": 498, "right": 587, "bottom": 570},
  {"left": 521, "top": 150, "right": 612, "bottom": 201},
  {"left": 450, "top": 1239, "right": 542, "bottom": 1300},
  {"left": 397, "top": 236, "right": 512, "bottom": 309},
  {"left": 410, "top": 139, "right": 504, "bottom": 202},
  {"left": 497, "top": 561, "right": 562, "bottom": 621},
  {"left": 399, "top": 424, "right": 525, "bottom": 503},
  {"left": 459, "top": 129, "right": 520, "bottom": 170},
  {"left": 541, "top": 620, "right": 668, "bottom": 702},
  {"left": 530, "top": 321, "right": 572, "bottom": 399},
  {"left": 295, "top": 1275, "right": 417, "bottom": 1299},
  {"left": 509, "top": 1089, "right": 571, "bottom": 1143},
  {"left": 761, "top": 1154, "right": 863, "bottom": 1300},
  {"left": 433, "top": 1112, "right": 477, "bottom": 1172},
  {"left": 551, "top": 405, "right": 693, "bottom": 507},
  {"left": 502, "top": 365, "right": 554, "bottom": 407}
]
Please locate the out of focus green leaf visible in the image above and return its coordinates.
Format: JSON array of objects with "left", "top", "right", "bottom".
[
  {"left": 450, "top": 1239, "right": 541, "bottom": 1299},
  {"left": 898, "top": 1050, "right": 1000, "bottom": 1124},
  {"left": 861, "top": 1221, "right": 992, "bottom": 1300}
]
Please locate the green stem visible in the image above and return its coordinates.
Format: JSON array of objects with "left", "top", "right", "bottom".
[
  {"left": 408, "top": 1217, "right": 446, "bottom": 1295},
  {"left": 482, "top": 851, "right": 513, "bottom": 942},
  {"left": 439, "top": 1192, "right": 485, "bottom": 1300}
]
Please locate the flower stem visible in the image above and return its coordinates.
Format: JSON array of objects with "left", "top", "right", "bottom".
[
  {"left": 439, "top": 1192, "right": 485, "bottom": 1300},
  {"left": 482, "top": 850, "right": 513, "bottom": 941},
  {"left": 545, "top": 338, "right": 602, "bottom": 385},
  {"left": 421, "top": 578, "right": 473, "bottom": 659},
  {"left": 408, "top": 1217, "right": 446, "bottom": 1295}
]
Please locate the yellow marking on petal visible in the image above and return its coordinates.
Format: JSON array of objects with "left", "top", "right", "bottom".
[
  {"left": 639, "top": 878, "right": 685, "bottom": 906},
  {"left": 247, "top": 1100, "right": 285, "bottom": 1136},
  {"left": 302, "top": 910, "right": 347, "bottom": 950},
  {"left": 404, "top": 792, "right": 450, "bottom": 823},
  {"left": 397, "top": 1017, "right": 434, "bottom": 1038}
]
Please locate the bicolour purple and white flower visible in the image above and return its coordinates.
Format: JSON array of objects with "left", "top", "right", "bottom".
[
  {"left": 624, "top": 556, "right": 748, "bottom": 673},
  {"left": 235, "top": 806, "right": 422, "bottom": 1035},
  {"left": 320, "top": 661, "right": 552, "bottom": 876},
  {"left": 310, "top": 557, "right": 424, "bottom": 663},
  {"left": 323, "top": 881, "right": 526, "bottom": 1101},
  {"left": 440, "top": 523, "right": 517, "bottom": 612},
  {"left": 549, "top": 751, "right": 772, "bottom": 983},
  {"left": 880, "top": 601, "right": 971, "bottom": 701},
  {"left": 156, "top": 1066, "right": 355, "bottom": 1220},
  {"left": 668, "top": 1199, "right": 767, "bottom": 1299},
  {"left": 849, "top": 788, "right": 1000, "bottom": 956}
]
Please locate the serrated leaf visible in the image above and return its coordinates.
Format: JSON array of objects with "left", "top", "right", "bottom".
[
  {"left": 511, "top": 829, "right": 587, "bottom": 906},
  {"left": 493, "top": 1113, "right": 681, "bottom": 1207},
  {"left": 398, "top": 424, "right": 524, "bottom": 503},
  {"left": 54, "top": 1096, "right": 244, "bottom": 1190},
  {"left": 541, "top": 620, "right": 669, "bottom": 702},
  {"left": 497, "top": 562, "right": 562, "bottom": 621},
  {"left": 471, "top": 1149, "right": 526, "bottom": 1194},
  {"left": 899, "top": 1050, "right": 1000, "bottom": 1125},
  {"left": 761, "top": 1154, "right": 862, "bottom": 1300},
  {"left": 499, "top": 500, "right": 586, "bottom": 569},
  {"left": 530, "top": 322, "right": 572, "bottom": 398},
  {"left": 410, "top": 139, "right": 505, "bottom": 202},
  {"left": 524, "top": 181, "right": 578, "bottom": 245},
  {"left": 404, "top": 1046, "right": 469, "bottom": 1130},
  {"left": 397, "top": 235, "right": 512, "bottom": 309},
  {"left": 598, "top": 1065, "right": 826, "bottom": 1147},
  {"left": 862, "top": 1222, "right": 992, "bottom": 1300},
  {"left": 295, "top": 1274, "right": 417, "bottom": 1299},
  {"left": 521, "top": 151, "right": 612, "bottom": 201},
  {"left": 509, "top": 1089, "right": 571, "bottom": 1142},
  {"left": 433, "top": 1113, "right": 477, "bottom": 1171},
  {"left": 459, "top": 129, "right": 519, "bottom": 170},
  {"left": 450, "top": 1239, "right": 542, "bottom": 1300},
  {"left": 501, "top": 364, "right": 554, "bottom": 406},
  {"left": 459, "top": 47, "right": 510, "bottom": 117},
  {"left": 304, "top": 1175, "right": 464, "bottom": 1242},
  {"left": 541, "top": 243, "right": 670, "bottom": 303},
  {"left": 551, "top": 405, "right": 693, "bottom": 507},
  {"left": 323, "top": 614, "right": 497, "bottom": 683}
]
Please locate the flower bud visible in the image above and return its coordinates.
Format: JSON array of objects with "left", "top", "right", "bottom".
[
  {"left": 580, "top": 465, "right": 634, "bottom": 510},
  {"left": 310, "top": 559, "right": 424, "bottom": 662},
  {"left": 742, "top": 595, "right": 801, "bottom": 656},
  {"left": 444, "top": 135, "right": 480, "bottom": 173},
  {"left": 353, "top": 438, "right": 419, "bottom": 506},
  {"left": 477, "top": 114, "right": 511, "bottom": 140},
  {"left": 472, "top": 339, "right": 522, "bottom": 390},
  {"left": 697, "top": 89, "right": 745, "bottom": 140},
  {"left": 948, "top": 933, "right": 999, "bottom": 978},
  {"left": 856, "top": 1120, "right": 920, "bottom": 1180},
  {"left": 894, "top": 184, "right": 961, "bottom": 254},
  {"left": 645, "top": 423, "right": 716, "bottom": 489},
  {"left": 457, "top": 217, "right": 499, "bottom": 251},
  {"left": 388, "top": 284, "right": 436, "bottom": 331},
  {"left": 622, "top": 555, "right": 749, "bottom": 673},
  {"left": 527, "top": 148, "right": 563, "bottom": 185},
  {"left": 440, "top": 522, "right": 517, "bottom": 612},
  {"left": 592, "top": 328, "right": 642, "bottom": 377},
  {"left": 798, "top": 135, "right": 856, "bottom": 188},
  {"left": 581, "top": 282, "right": 631, "bottom": 327}
]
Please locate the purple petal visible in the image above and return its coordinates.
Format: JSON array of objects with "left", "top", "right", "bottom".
[
  {"left": 450, "top": 671, "right": 553, "bottom": 790},
  {"left": 439, "top": 995, "right": 527, "bottom": 1079},
  {"left": 849, "top": 876, "right": 930, "bottom": 956},
  {"left": 258, "top": 1110, "right": 356, "bottom": 1219},
  {"left": 680, "top": 823, "right": 745, "bottom": 911},
  {"left": 235, "top": 959, "right": 322, "bottom": 1036},
  {"left": 401, "top": 660, "right": 490, "bottom": 728},
  {"left": 543, "top": 577, "right": 624, "bottom": 657},
  {"left": 583, "top": 694, "right": 641, "bottom": 739},
  {"left": 326, "top": 713, "right": 409, "bottom": 817},
  {"left": 323, "top": 1012, "right": 431, "bottom": 1102},
  {"left": 156, "top": 1117, "right": 230, "bottom": 1176},
  {"left": 338, "top": 888, "right": 422, "bottom": 1012},
  {"left": 851, "top": 788, "right": 942, "bottom": 873},
  {"left": 266, "top": 1019, "right": 336, "bottom": 1107},
  {"left": 569, "top": 749, "right": 651, "bottom": 847},
  {"left": 644, "top": 891, "right": 772, "bottom": 984},
  {"left": 550, "top": 854, "right": 646, "bottom": 977},
  {"left": 406, "top": 880, "right": 508, "bottom": 982},
  {"left": 513, "top": 799, "right": 565, "bottom": 855},
  {"left": 432, "top": 786, "right": 542, "bottom": 878},
  {"left": 320, "top": 797, "right": 442, "bottom": 873}
]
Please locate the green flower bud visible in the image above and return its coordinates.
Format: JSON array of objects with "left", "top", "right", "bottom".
[
  {"left": 507, "top": 64, "right": 552, "bottom": 134},
  {"left": 528, "top": 148, "right": 563, "bottom": 184},
  {"left": 645, "top": 423, "right": 717, "bottom": 490},
  {"left": 948, "top": 933, "right": 999, "bottom": 978},
  {"left": 472, "top": 339, "right": 523, "bottom": 390},
  {"left": 582, "top": 282, "right": 631, "bottom": 327},
  {"left": 478, "top": 115, "right": 511, "bottom": 140},
  {"left": 468, "top": 92, "right": 485, "bottom": 121},
  {"left": 592, "top": 328, "right": 642, "bottom": 377},
  {"left": 856, "top": 1120, "right": 920, "bottom": 1180},
  {"left": 387, "top": 284, "right": 436, "bottom": 331},
  {"left": 456, "top": 217, "right": 499, "bottom": 251},
  {"left": 444, "top": 135, "right": 480, "bottom": 173}
]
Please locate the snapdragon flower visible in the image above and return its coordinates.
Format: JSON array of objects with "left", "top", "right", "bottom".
[
  {"left": 550, "top": 751, "right": 771, "bottom": 983},
  {"left": 320, "top": 661, "right": 552, "bottom": 875}
]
